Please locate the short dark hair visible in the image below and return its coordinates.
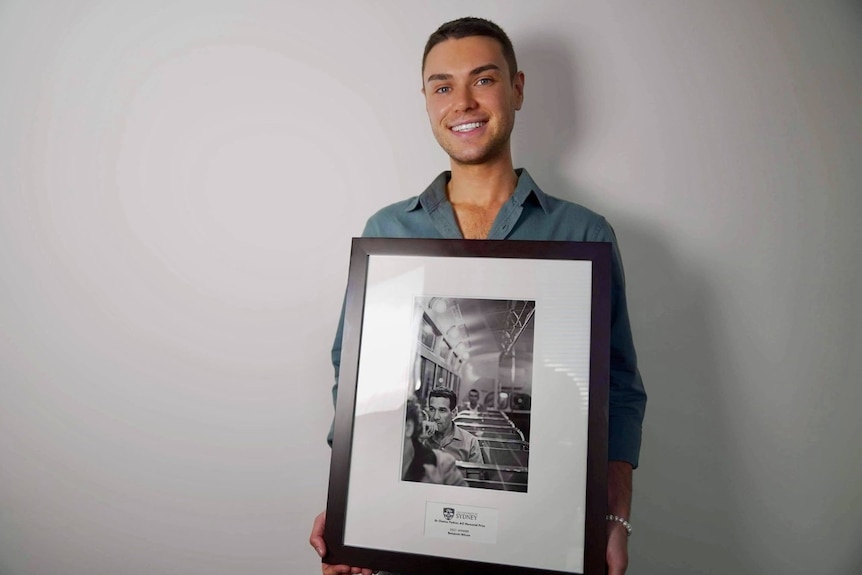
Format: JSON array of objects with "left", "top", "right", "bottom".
[
  {"left": 428, "top": 388, "right": 457, "bottom": 410},
  {"left": 405, "top": 395, "right": 422, "bottom": 440},
  {"left": 422, "top": 17, "right": 518, "bottom": 79}
]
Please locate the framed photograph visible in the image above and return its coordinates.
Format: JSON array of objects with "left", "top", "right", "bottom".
[{"left": 325, "top": 238, "right": 611, "bottom": 575}]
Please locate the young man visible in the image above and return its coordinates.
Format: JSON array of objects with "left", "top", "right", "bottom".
[
  {"left": 425, "top": 388, "right": 483, "bottom": 465},
  {"left": 402, "top": 395, "right": 467, "bottom": 487},
  {"left": 464, "top": 387, "right": 485, "bottom": 411},
  {"left": 311, "top": 17, "right": 646, "bottom": 575}
]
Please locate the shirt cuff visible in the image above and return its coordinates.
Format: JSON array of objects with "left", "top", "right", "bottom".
[{"left": 608, "top": 416, "right": 643, "bottom": 468}]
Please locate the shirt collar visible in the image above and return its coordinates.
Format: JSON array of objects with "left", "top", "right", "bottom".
[
  {"left": 406, "top": 168, "right": 550, "bottom": 214},
  {"left": 437, "top": 422, "right": 456, "bottom": 443}
]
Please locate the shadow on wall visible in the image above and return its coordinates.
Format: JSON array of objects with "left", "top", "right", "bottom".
[
  {"left": 512, "top": 35, "right": 581, "bottom": 196},
  {"left": 620, "top": 222, "right": 756, "bottom": 574},
  {"left": 515, "top": 35, "right": 758, "bottom": 574}
]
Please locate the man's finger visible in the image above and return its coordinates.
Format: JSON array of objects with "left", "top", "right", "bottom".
[{"left": 309, "top": 511, "right": 327, "bottom": 557}]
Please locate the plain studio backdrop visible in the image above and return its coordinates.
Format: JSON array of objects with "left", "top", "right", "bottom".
[{"left": 1, "top": 1, "right": 860, "bottom": 574}]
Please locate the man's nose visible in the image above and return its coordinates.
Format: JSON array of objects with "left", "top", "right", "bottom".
[{"left": 453, "top": 86, "right": 477, "bottom": 113}]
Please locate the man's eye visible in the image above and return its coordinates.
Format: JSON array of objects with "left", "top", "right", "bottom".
[
  {"left": 435, "top": 86, "right": 451, "bottom": 94},
  {"left": 476, "top": 78, "right": 493, "bottom": 86}
]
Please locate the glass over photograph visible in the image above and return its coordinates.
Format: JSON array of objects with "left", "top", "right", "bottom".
[{"left": 402, "top": 296, "right": 535, "bottom": 492}]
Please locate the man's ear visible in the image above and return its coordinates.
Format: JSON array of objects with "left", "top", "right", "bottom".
[{"left": 513, "top": 70, "right": 525, "bottom": 111}]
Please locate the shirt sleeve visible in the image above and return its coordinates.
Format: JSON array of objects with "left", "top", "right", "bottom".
[
  {"left": 434, "top": 452, "right": 469, "bottom": 487},
  {"left": 326, "top": 297, "right": 346, "bottom": 447},
  {"left": 592, "top": 218, "right": 648, "bottom": 468},
  {"left": 469, "top": 435, "right": 484, "bottom": 465},
  {"left": 327, "top": 217, "right": 383, "bottom": 447}
]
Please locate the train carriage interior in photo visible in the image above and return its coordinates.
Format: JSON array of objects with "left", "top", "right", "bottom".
[{"left": 411, "top": 296, "right": 535, "bottom": 492}]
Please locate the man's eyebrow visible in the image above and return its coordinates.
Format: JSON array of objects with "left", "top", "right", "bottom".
[
  {"left": 425, "top": 72, "right": 453, "bottom": 83},
  {"left": 469, "top": 64, "right": 501, "bottom": 76},
  {"left": 424, "top": 63, "right": 502, "bottom": 84}
]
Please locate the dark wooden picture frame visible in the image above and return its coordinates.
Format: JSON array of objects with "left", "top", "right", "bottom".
[{"left": 325, "top": 238, "right": 611, "bottom": 575}]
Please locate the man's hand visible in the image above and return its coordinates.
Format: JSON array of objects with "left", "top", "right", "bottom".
[
  {"left": 309, "top": 511, "right": 376, "bottom": 575},
  {"left": 421, "top": 420, "right": 437, "bottom": 439},
  {"left": 607, "top": 461, "right": 633, "bottom": 575},
  {"left": 606, "top": 520, "right": 629, "bottom": 575}
]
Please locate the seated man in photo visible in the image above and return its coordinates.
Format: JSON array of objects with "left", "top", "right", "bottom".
[
  {"left": 402, "top": 396, "right": 467, "bottom": 486},
  {"left": 462, "top": 388, "right": 486, "bottom": 412},
  {"left": 425, "top": 388, "right": 483, "bottom": 464}
]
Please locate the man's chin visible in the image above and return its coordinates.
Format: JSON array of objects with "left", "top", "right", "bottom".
[
  {"left": 434, "top": 132, "right": 511, "bottom": 166},
  {"left": 434, "top": 140, "right": 487, "bottom": 165},
  {"left": 446, "top": 146, "right": 510, "bottom": 167}
]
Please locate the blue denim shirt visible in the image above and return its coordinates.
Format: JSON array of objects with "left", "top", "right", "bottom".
[{"left": 329, "top": 169, "right": 646, "bottom": 467}]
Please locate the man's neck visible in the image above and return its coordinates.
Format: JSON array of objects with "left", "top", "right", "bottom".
[{"left": 447, "top": 154, "right": 518, "bottom": 208}]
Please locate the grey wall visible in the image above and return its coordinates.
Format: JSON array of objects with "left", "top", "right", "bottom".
[{"left": 1, "top": 1, "right": 860, "bottom": 574}]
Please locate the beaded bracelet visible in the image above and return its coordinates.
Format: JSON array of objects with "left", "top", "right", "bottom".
[{"left": 605, "top": 514, "right": 632, "bottom": 536}]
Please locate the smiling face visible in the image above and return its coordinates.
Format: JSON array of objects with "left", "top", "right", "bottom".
[{"left": 422, "top": 36, "right": 524, "bottom": 167}]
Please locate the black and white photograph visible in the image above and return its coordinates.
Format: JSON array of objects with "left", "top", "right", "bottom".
[
  {"left": 326, "top": 241, "right": 607, "bottom": 574},
  {"left": 402, "top": 296, "right": 535, "bottom": 492}
]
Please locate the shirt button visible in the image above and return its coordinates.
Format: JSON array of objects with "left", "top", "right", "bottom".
[{"left": 502, "top": 224, "right": 509, "bottom": 230}]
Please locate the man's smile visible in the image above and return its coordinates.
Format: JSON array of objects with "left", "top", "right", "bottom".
[{"left": 450, "top": 120, "right": 487, "bottom": 133}]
